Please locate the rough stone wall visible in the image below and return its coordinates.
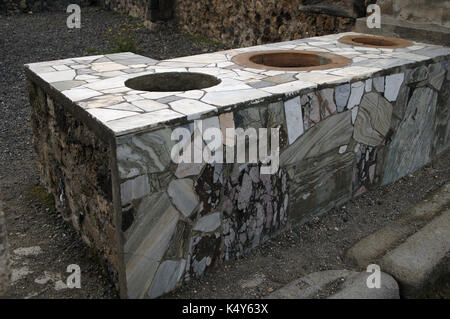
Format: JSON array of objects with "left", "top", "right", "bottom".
[
  {"left": 0, "top": 0, "right": 93, "bottom": 14},
  {"left": 174, "top": 0, "right": 366, "bottom": 47},
  {"left": 99, "top": 0, "right": 148, "bottom": 20},
  {"left": 96, "top": 0, "right": 375, "bottom": 47},
  {"left": 27, "top": 79, "right": 120, "bottom": 286},
  {"left": 377, "top": 0, "right": 450, "bottom": 28}
]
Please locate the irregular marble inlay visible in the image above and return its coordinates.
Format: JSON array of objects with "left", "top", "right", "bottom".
[
  {"left": 287, "top": 150, "right": 355, "bottom": 223},
  {"left": 353, "top": 93, "right": 393, "bottom": 147},
  {"left": 384, "top": 73, "right": 404, "bottom": 102},
  {"left": 382, "top": 87, "right": 438, "bottom": 185},
  {"left": 353, "top": 143, "right": 377, "bottom": 197},
  {"left": 284, "top": 96, "right": 303, "bottom": 145},
  {"left": 281, "top": 111, "right": 353, "bottom": 166},
  {"left": 168, "top": 179, "right": 199, "bottom": 218},
  {"left": 335, "top": 83, "right": 351, "bottom": 112},
  {"left": 347, "top": 81, "right": 365, "bottom": 109},
  {"left": 124, "top": 192, "right": 179, "bottom": 299},
  {"left": 117, "top": 128, "right": 175, "bottom": 179},
  {"left": 222, "top": 164, "right": 288, "bottom": 260}
]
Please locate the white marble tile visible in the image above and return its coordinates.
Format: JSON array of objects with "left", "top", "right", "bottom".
[
  {"left": 124, "top": 94, "right": 144, "bottom": 102},
  {"left": 102, "top": 87, "right": 131, "bottom": 94},
  {"left": 70, "top": 64, "right": 90, "bottom": 70},
  {"left": 365, "top": 78, "right": 372, "bottom": 92},
  {"left": 27, "top": 65, "right": 56, "bottom": 73},
  {"left": 176, "top": 90, "right": 205, "bottom": 99},
  {"left": 140, "top": 92, "right": 181, "bottom": 100},
  {"left": 388, "top": 52, "right": 429, "bottom": 62},
  {"left": 62, "top": 87, "right": 102, "bottom": 102},
  {"left": 84, "top": 76, "right": 127, "bottom": 90},
  {"left": 284, "top": 96, "right": 303, "bottom": 145},
  {"left": 99, "top": 71, "right": 127, "bottom": 77},
  {"left": 27, "top": 59, "right": 74, "bottom": 68},
  {"left": 297, "top": 72, "right": 349, "bottom": 84},
  {"left": 80, "top": 94, "right": 125, "bottom": 108},
  {"left": 91, "top": 62, "right": 128, "bottom": 72},
  {"left": 330, "top": 66, "right": 381, "bottom": 77},
  {"left": 75, "top": 74, "right": 99, "bottom": 81},
  {"left": 347, "top": 81, "right": 365, "bottom": 109},
  {"left": 169, "top": 99, "right": 217, "bottom": 120},
  {"left": 39, "top": 70, "right": 76, "bottom": 83},
  {"left": 151, "top": 67, "right": 188, "bottom": 73},
  {"left": 87, "top": 108, "right": 139, "bottom": 122},
  {"left": 106, "top": 109, "right": 185, "bottom": 135},
  {"left": 166, "top": 53, "right": 228, "bottom": 64},
  {"left": 216, "top": 61, "right": 235, "bottom": 68},
  {"left": 131, "top": 99, "right": 169, "bottom": 112},
  {"left": 72, "top": 55, "right": 104, "bottom": 63},
  {"left": 262, "top": 70, "right": 286, "bottom": 76},
  {"left": 129, "top": 64, "right": 148, "bottom": 68},
  {"left": 105, "top": 102, "right": 144, "bottom": 112},
  {"left": 157, "top": 61, "right": 208, "bottom": 68},
  {"left": 201, "top": 89, "right": 271, "bottom": 107},
  {"left": 406, "top": 45, "right": 425, "bottom": 51},
  {"left": 53, "top": 64, "right": 71, "bottom": 71},
  {"left": 261, "top": 80, "right": 316, "bottom": 95},
  {"left": 204, "top": 78, "right": 251, "bottom": 92},
  {"left": 384, "top": 73, "right": 404, "bottom": 102}
]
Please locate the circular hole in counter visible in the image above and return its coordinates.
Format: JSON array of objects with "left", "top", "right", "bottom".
[
  {"left": 338, "top": 35, "right": 413, "bottom": 48},
  {"left": 232, "top": 50, "right": 351, "bottom": 71},
  {"left": 125, "top": 72, "right": 221, "bottom": 92}
]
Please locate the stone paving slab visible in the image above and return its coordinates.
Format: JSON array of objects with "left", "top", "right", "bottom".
[
  {"left": 380, "top": 209, "right": 450, "bottom": 297},
  {"left": 344, "top": 183, "right": 450, "bottom": 268},
  {"left": 0, "top": 201, "right": 10, "bottom": 296},
  {"left": 268, "top": 270, "right": 399, "bottom": 299}
]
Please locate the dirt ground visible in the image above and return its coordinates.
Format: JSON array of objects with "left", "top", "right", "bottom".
[{"left": 1, "top": 7, "right": 449, "bottom": 299}]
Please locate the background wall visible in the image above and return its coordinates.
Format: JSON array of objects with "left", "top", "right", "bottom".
[
  {"left": 173, "top": 0, "right": 371, "bottom": 47},
  {"left": 377, "top": 0, "right": 450, "bottom": 28},
  {"left": 96, "top": 0, "right": 375, "bottom": 47},
  {"left": 0, "top": 0, "right": 94, "bottom": 14}
]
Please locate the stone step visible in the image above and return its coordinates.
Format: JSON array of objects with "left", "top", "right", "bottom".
[
  {"left": 379, "top": 209, "right": 450, "bottom": 297},
  {"left": 344, "top": 183, "right": 450, "bottom": 297},
  {"left": 267, "top": 270, "right": 399, "bottom": 299},
  {"left": 344, "top": 183, "right": 450, "bottom": 268}
]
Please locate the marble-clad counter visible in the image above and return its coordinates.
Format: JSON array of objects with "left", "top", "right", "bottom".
[{"left": 25, "top": 32, "right": 450, "bottom": 298}]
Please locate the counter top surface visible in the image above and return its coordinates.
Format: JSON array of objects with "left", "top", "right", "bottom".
[{"left": 25, "top": 32, "right": 450, "bottom": 136}]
